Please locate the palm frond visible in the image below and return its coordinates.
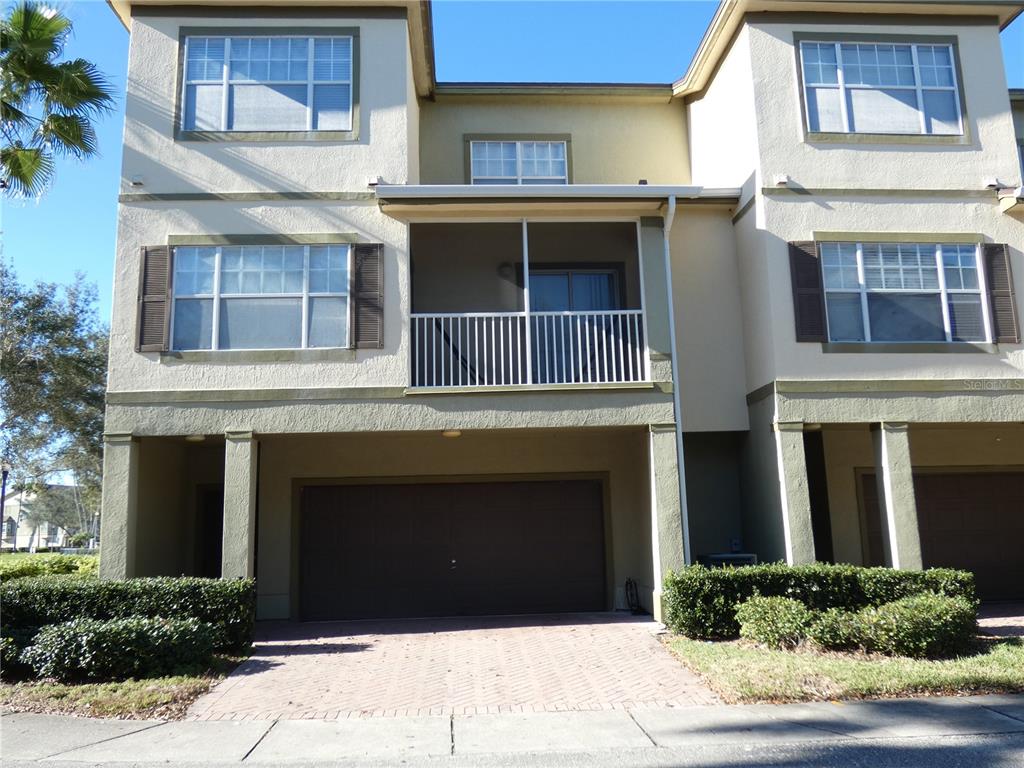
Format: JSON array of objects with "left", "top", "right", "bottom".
[
  {"left": 44, "top": 59, "right": 114, "bottom": 115},
  {"left": 36, "top": 112, "right": 97, "bottom": 158},
  {"left": 1, "top": 3, "right": 70, "bottom": 61},
  {"left": 1, "top": 142, "right": 53, "bottom": 197}
]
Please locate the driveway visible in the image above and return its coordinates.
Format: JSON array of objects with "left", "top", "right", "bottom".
[
  {"left": 188, "top": 613, "right": 717, "bottom": 721},
  {"left": 979, "top": 603, "right": 1024, "bottom": 638}
]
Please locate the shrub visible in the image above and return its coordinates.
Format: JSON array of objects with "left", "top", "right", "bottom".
[
  {"left": 0, "top": 554, "right": 99, "bottom": 582},
  {"left": 1, "top": 576, "right": 255, "bottom": 652},
  {"left": 860, "top": 593, "right": 977, "bottom": 658},
  {"left": 663, "top": 563, "right": 976, "bottom": 639},
  {"left": 21, "top": 617, "right": 218, "bottom": 681},
  {"left": 808, "top": 608, "right": 866, "bottom": 652},
  {"left": 736, "top": 596, "right": 814, "bottom": 649}
]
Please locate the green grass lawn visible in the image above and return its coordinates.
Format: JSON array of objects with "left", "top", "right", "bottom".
[{"left": 666, "top": 636, "right": 1024, "bottom": 704}]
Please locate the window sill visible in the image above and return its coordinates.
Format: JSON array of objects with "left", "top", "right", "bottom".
[
  {"left": 804, "top": 131, "right": 969, "bottom": 146},
  {"left": 820, "top": 342, "right": 998, "bottom": 354},
  {"left": 160, "top": 348, "right": 357, "bottom": 363},
  {"left": 175, "top": 129, "right": 358, "bottom": 143}
]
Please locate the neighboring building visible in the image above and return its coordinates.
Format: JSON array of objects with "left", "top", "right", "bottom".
[
  {"left": 1, "top": 486, "right": 75, "bottom": 551},
  {"left": 101, "top": 0, "right": 1023, "bottom": 621}
]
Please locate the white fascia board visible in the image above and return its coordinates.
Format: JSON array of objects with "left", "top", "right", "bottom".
[{"left": 375, "top": 184, "right": 741, "bottom": 200}]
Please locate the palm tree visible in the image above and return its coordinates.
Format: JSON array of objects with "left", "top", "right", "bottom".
[{"left": 1, "top": 2, "right": 114, "bottom": 197}]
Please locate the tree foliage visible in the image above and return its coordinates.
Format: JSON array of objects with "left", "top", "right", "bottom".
[
  {"left": 1, "top": 2, "right": 114, "bottom": 197},
  {"left": 0, "top": 261, "right": 107, "bottom": 522}
]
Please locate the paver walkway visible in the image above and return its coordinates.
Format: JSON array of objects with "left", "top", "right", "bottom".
[
  {"left": 188, "top": 613, "right": 718, "bottom": 721},
  {"left": 979, "top": 603, "right": 1024, "bottom": 638}
]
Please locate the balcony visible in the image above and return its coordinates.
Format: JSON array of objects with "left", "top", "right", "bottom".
[{"left": 410, "top": 222, "right": 648, "bottom": 389}]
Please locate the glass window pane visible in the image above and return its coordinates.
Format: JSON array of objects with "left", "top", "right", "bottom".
[
  {"left": 229, "top": 83, "right": 307, "bottom": 130},
  {"left": 313, "top": 37, "right": 352, "bottom": 81},
  {"left": 219, "top": 298, "right": 302, "bottom": 349},
  {"left": 826, "top": 293, "right": 865, "bottom": 341},
  {"left": 847, "top": 88, "right": 920, "bottom": 133},
  {"left": 312, "top": 84, "right": 352, "bottom": 130},
  {"left": 184, "top": 84, "right": 223, "bottom": 130},
  {"left": 806, "top": 86, "right": 843, "bottom": 132},
  {"left": 172, "top": 299, "right": 214, "bottom": 350},
  {"left": 867, "top": 294, "right": 944, "bottom": 341},
  {"left": 571, "top": 273, "right": 619, "bottom": 311},
  {"left": 948, "top": 294, "right": 985, "bottom": 341},
  {"left": 529, "top": 273, "right": 570, "bottom": 311},
  {"left": 923, "top": 90, "right": 960, "bottom": 135},
  {"left": 308, "top": 296, "right": 348, "bottom": 347}
]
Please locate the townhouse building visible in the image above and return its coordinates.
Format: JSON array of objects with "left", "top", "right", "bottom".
[{"left": 101, "top": 0, "right": 1023, "bottom": 621}]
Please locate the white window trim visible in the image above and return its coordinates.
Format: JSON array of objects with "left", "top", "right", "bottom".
[
  {"left": 822, "top": 242, "right": 990, "bottom": 343},
  {"left": 170, "top": 244, "right": 352, "bottom": 351},
  {"left": 469, "top": 140, "right": 569, "bottom": 185},
  {"left": 799, "top": 40, "right": 963, "bottom": 136},
  {"left": 181, "top": 34, "right": 354, "bottom": 133}
]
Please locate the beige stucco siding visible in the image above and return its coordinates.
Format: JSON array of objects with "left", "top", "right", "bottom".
[
  {"left": 107, "top": 201, "right": 409, "bottom": 394},
  {"left": 121, "top": 13, "right": 415, "bottom": 195},
  {"left": 747, "top": 19, "right": 1022, "bottom": 191},
  {"left": 255, "top": 428, "right": 654, "bottom": 619},
  {"left": 686, "top": 25, "right": 760, "bottom": 192},
  {"left": 758, "top": 196, "right": 1024, "bottom": 386},
  {"left": 670, "top": 207, "right": 749, "bottom": 431},
  {"left": 418, "top": 97, "right": 689, "bottom": 185},
  {"left": 822, "top": 424, "right": 1024, "bottom": 565}
]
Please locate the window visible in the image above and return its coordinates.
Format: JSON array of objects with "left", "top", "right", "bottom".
[
  {"left": 470, "top": 140, "right": 568, "bottom": 184},
  {"left": 182, "top": 35, "right": 353, "bottom": 132},
  {"left": 172, "top": 244, "right": 350, "bottom": 350},
  {"left": 822, "top": 242, "right": 989, "bottom": 343},
  {"left": 799, "top": 41, "right": 962, "bottom": 135}
]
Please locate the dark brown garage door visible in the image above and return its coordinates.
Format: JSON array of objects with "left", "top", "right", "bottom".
[
  {"left": 300, "top": 479, "right": 606, "bottom": 620},
  {"left": 862, "top": 471, "right": 1024, "bottom": 600}
]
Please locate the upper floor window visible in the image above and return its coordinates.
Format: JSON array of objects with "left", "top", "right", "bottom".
[
  {"left": 470, "top": 140, "right": 568, "bottom": 184},
  {"left": 822, "top": 242, "right": 989, "bottom": 343},
  {"left": 799, "top": 41, "right": 962, "bottom": 136},
  {"left": 182, "top": 35, "right": 353, "bottom": 132},
  {"left": 172, "top": 244, "right": 350, "bottom": 350}
]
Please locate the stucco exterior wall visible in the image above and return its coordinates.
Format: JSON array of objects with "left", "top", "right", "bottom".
[
  {"left": 121, "top": 12, "right": 414, "bottom": 195},
  {"left": 670, "top": 207, "right": 749, "bottom": 431},
  {"left": 822, "top": 423, "right": 1024, "bottom": 565},
  {"left": 254, "top": 428, "right": 654, "bottom": 619},
  {"left": 418, "top": 97, "right": 689, "bottom": 185},
  {"left": 747, "top": 18, "right": 1022, "bottom": 191},
  {"left": 686, "top": 25, "right": 760, "bottom": 192},
  {"left": 758, "top": 196, "right": 1024, "bottom": 386}
]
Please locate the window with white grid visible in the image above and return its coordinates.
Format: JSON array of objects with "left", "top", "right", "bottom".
[
  {"left": 822, "top": 242, "right": 989, "bottom": 343},
  {"left": 182, "top": 35, "right": 353, "bottom": 132},
  {"left": 799, "top": 41, "right": 962, "bottom": 135},
  {"left": 470, "top": 140, "right": 568, "bottom": 184},
  {"left": 171, "top": 244, "right": 350, "bottom": 350}
]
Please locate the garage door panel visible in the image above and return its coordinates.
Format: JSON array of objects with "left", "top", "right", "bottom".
[{"left": 300, "top": 479, "right": 606, "bottom": 620}]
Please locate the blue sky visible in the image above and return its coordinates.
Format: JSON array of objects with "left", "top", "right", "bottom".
[{"left": 3, "top": 0, "right": 1023, "bottom": 324}]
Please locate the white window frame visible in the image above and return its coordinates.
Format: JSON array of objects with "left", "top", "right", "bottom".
[
  {"left": 170, "top": 244, "right": 353, "bottom": 351},
  {"left": 822, "top": 241, "right": 990, "bottom": 343},
  {"left": 799, "top": 40, "right": 963, "bottom": 136},
  {"left": 469, "top": 140, "right": 569, "bottom": 184},
  {"left": 181, "top": 34, "right": 353, "bottom": 132}
]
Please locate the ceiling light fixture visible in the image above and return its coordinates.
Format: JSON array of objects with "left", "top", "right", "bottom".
[
  {"left": 441, "top": 430, "right": 462, "bottom": 438},
  {"left": 184, "top": 434, "right": 206, "bottom": 443}
]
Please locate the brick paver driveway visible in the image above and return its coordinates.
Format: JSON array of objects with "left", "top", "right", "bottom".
[
  {"left": 979, "top": 603, "right": 1024, "bottom": 638},
  {"left": 188, "top": 614, "right": 717, "bottom": 721}
]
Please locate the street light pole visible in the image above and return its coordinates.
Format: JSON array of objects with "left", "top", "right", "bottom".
[{"left": 0, "top": 461, "right": 11, "bottom": 540}]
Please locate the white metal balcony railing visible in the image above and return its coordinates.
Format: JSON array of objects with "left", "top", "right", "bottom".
[{"left": 411, "top": 310, "right": 647, "bottom": 388}]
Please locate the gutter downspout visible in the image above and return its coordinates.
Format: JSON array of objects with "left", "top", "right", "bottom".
[{"left": 662, "top": 195, "right": 692, "bottom": 565}]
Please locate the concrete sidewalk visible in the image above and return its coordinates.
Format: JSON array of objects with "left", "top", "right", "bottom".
[{"left": 3, "top": 694, "right": 1024, "bottom": 766}]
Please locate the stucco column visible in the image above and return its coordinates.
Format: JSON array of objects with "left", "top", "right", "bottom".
[
  {"left": 871, "top": 422, "right": 923, "bottom": 570},
  {"left": 222, "top": 430, "right": 259, "bottom": 580},
  {"left": 774, "top": 422, "right": 816, "bottom": 565},
  {"left": 98, "top": 433, "right": 139, "bottom": 580},
  {"left": 649, "top": 424, "right": 685, "bottom": 622}
]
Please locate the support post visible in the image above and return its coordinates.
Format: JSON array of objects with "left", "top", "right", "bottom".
[
  {"left": 649, "top": 424, "right": 685, "bottom": 622},
  {"left": 98, "top": 433, "right": 139, "bottom": 580},
  {"left": 871, "top": 422, "right": 923, "bottom": 570},
  {"left": 222, "top": 430, "right": 258, "bottom": 579},
  {"left": 774, "top": 421, "right": 816, "bottom": 565}
]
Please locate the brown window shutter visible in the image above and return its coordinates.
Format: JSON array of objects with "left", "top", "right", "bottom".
[
  {"left": 788, "top": 241, "right": 827, "bottom": 342},
  {"left": 353, "top": 243, "right": 384, "bottom": 349},
  {"left": 136, "top": 245, "right": 173, "bottom": 352},
  {"left": 983, "top": 243, "right": 1020, "bottom": 344}
]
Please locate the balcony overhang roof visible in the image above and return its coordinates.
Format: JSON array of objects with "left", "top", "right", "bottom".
[{"left": 374, "top": 184, "right": 742, "bottom": 218}]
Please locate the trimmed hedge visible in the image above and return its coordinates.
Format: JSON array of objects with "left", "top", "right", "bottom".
[
  {"left": 736, "top": 596, "right": 814, "bottom": 649},
  {"left": 808, "top": 608, "right": 865, "bottom": 652},
  {"left": 0, "top": 554, "right": 98, "bottom": 582},
  {"left": 21, "top": 617, "right": 218, "bottom": 681},
  {"left": 663, "top": 563, "right": 976, "bottom": 640},
  {"left": 1, "top": 576, "right": 255, "bottom": 652},
  {"left": 861, "top": 593, "right": 977, "bottom": 658}
]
